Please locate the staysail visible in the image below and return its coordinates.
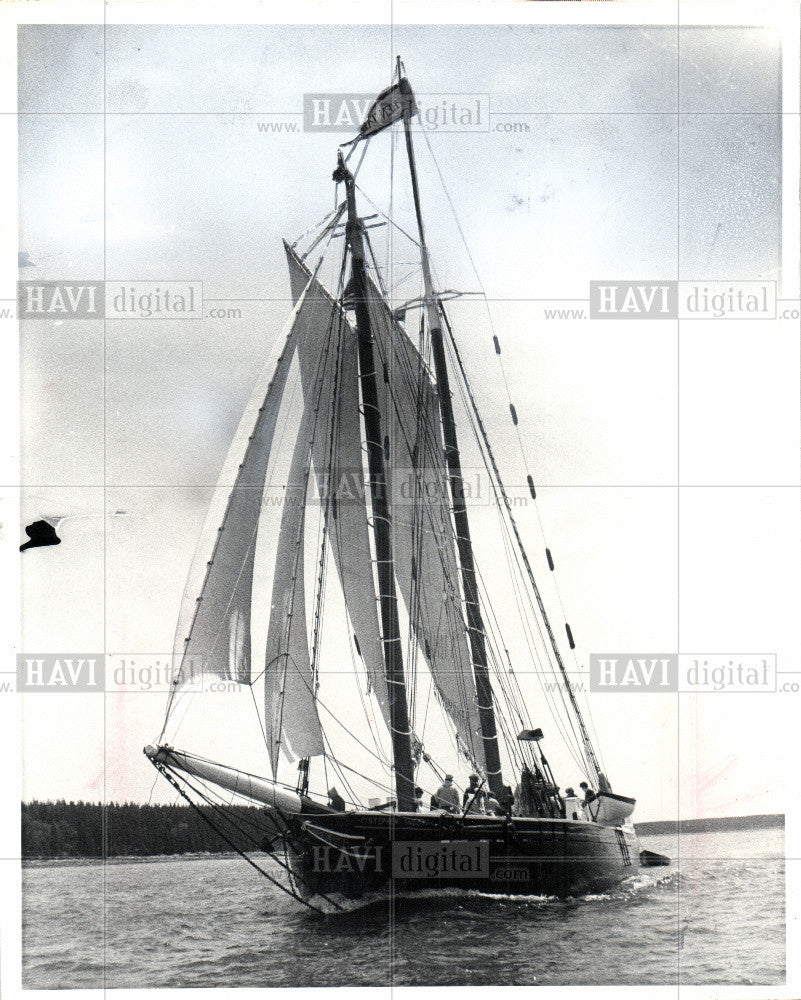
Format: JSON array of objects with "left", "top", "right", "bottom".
[
  {"left": 169, "top": 268, "right": 330, "bottom": 771},
  {"left": 285, "top": 244, "right": 393, "bottom": 729},
  {"left": 170, "top": 288, "right": 311, "bottom": 690},
  {"left": 263, "top": 399, "right": 324, "bottom": 773}
]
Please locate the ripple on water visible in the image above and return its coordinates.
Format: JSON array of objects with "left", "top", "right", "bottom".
[{"left": 22, "top": 829, "right": 785, "bottom": 988}]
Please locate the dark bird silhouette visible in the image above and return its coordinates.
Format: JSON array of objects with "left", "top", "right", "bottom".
[{"left": 20, "top": 519, "right": 61, "bottom": 551}]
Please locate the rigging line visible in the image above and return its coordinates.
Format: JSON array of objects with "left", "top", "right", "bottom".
[
  {"left": 419, "top": 128, "right": 605, "bottom": 775},
  {"left": 300, "top": 202, "right": 347, "bottom": 264},
  {"left": 325, "top": 753, "right": 395, "bottom": 799},
  {"left": 153, "top": 763, "right": 330, "bottom": 915},
  {"left": 249, "top": 682, "right": 269, "bottom": 748},
  {"left": 439, "top": 303, "right": 602, "bottom": 782},
  {"left": 275, "top": 643, "right": 406, "bottom": 776},
  {"left": 343, "top": 133, "right": 371, "bottom": 172},
  {"left": 387, "top": 268, "right": 422, "bottom": 296},
  {"left": 320, "top": 735, "right": 362, "bottom": 809},
  {"left": 495, "top": 491, "right": 590, "bottom": 775},
  {"left": 355, "top": 183, "right": 422, "bottom": 249},
  {"left": 291, "top": 200, "right": 344, "bottom": 252},
  {"left": 445, "top": 329, "right": 589, "bottom": 776},
  {"left": 173, "top": 768, "right": 346, "bottom": 913},
  {"left": 422, "top": 356, "right": 536, "bottom": 768},
  {"left": 482, "top": 458, "right": 589, "bottom": 774},
  {"left": 479, "top": 593, "right": 528, "bottom": 736},
  {"left": 352, "top": 633, "right": 393, "bottom": 770}
]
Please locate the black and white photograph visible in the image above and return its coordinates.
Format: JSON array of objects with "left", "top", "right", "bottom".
[{"left": 2, "top": 0, "right": 799, "bottom": 994}]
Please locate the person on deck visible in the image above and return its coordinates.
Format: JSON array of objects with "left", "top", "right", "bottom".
[
  {"left": 580, "top": 781, "right": 596, "bottom": 805},
  {"left": 484, "top": 791, "right": 501, "bottom": 815},
  {"left": 432, "top": 774, "right": 460, "bottom": 813},
  {"left": 327, "top": 787, "right": 346, "bottom": 812},
  {"left": 414, "top": 786, "right": 425, "bottom": 811},
  {"left": 563, "top": 787, "right": 584, "bottom": 821},
  {"left": 462, "top": 774, "right": 485, "bottom": 814}
]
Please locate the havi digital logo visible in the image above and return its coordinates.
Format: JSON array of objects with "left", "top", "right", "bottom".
[
  {"left": 590, "top": 654, "right": 678, "bottom": 691},
  {"left": 17, "top": 655, "right": 105, "bottom": 692},
  {"left": 590, "top": 281, "right": 678, "bottom": 319}
]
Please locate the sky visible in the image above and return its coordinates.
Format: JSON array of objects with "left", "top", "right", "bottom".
[{"left": 15, "top": 22, "right": 799, "bottom": 822}]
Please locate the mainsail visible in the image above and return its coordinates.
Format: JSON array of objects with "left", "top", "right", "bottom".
[
  {"left": 365, "top": 282, "right": 484, "bottom": 768},
  {"left": 284, "top": 245, "right": 483, "bottom": 769}
]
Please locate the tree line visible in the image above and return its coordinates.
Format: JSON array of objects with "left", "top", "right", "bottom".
[{"left": 22, "top": 800, "right": 265, "bottom": 858}]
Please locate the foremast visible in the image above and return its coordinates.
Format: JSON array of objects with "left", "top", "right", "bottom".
[
  {"left": 398, "top": 73, "right": 505, "bottom": 799},
  {"left": 334, "top": 151, "right": 417, "bottom": 812}
]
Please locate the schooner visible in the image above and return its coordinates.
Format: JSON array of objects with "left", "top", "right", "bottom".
[{"left": 146, "top": 63, "right": 651, "bottom": 909}]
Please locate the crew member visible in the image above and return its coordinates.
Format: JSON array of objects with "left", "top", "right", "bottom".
[
  {"left": 462, "top": 774, "right": 485, "bottom": 813},
  {"left": 563, "top": 786, "right": 584, "bottom": 821},
  {"left": 432, "top": 774, "right": 460, "bottom": 813},
  {"left": 327, "top": 787, "right": 346, "bottom": 811}
]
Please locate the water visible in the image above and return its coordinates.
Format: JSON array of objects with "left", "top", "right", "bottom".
[{"left": 22, "top": 827, "right": 784, "bottom": 988}]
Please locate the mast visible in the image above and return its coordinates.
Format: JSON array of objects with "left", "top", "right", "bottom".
[
  {"left": 398, "top": 73, "right": 505, "bottom": 798},
  {"left": 333, "top": 151, "right": 417, "bottom": 812}
]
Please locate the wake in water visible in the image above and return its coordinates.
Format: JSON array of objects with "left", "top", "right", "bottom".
[{"left": 300, "top": 866, "right": 680, "bottom": 920}]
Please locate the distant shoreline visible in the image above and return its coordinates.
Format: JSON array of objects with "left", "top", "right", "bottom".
[
  {"left": 636, "top": 813, "right": 784, "bottom": 836},
  {"left": 22, "top": 799, "right": 784, "bottom": 860}
]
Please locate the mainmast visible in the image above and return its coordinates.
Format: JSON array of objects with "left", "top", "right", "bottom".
[
  {"left": 398, "top": 72, "right": 505, "bottom": 798},
  {"left": 333, "top": 151, "right": 417, "bottom": 812}
]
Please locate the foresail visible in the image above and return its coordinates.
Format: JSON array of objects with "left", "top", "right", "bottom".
[
  {"left": 171, "top": 288, "right": 312, "bottom": 688},
  {"left": 285, "top": 244, "right": 392, "bottom": 730},
  {"left": 365, "top": 280, "right": 484, "bottom": 770},
  {"left": 263, "top": 405, "right": 324, "bottom": 775}
]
